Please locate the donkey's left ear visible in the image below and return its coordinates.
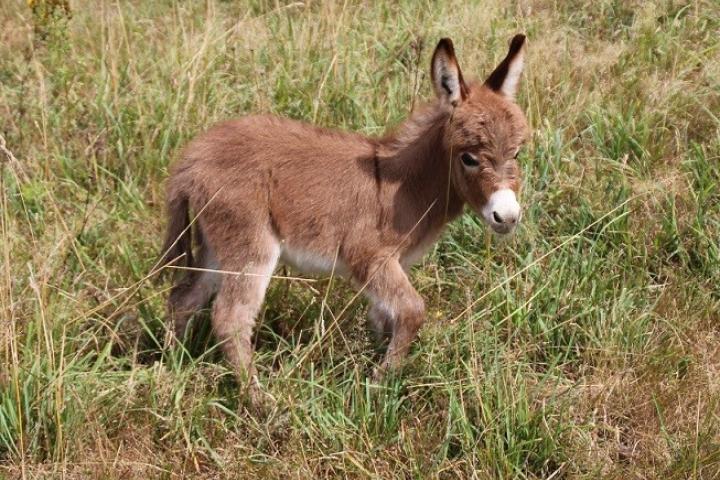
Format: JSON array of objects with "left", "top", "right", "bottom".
[
  {"left": 431, "top": 38, "right": 469, "bottom": 106},
  {"left": 485, "top": 34, "right": 527, "bottom": 99}
]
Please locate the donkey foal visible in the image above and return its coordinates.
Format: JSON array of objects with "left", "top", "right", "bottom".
[{"left": 160, "top": 35, "right": 530, "bottom": 392}]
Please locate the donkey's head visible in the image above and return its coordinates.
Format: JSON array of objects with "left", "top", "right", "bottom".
[{"left": 431, "top": 35, "right": 529, "bottom": 235}]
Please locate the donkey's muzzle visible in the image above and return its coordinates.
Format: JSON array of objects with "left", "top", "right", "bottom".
[{"left": 482, "top": 188, "right": 521, "bottom": 235}]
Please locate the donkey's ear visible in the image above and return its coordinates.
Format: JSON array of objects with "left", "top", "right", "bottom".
[
  {"left": 431, "top": 38, "right": 469, "bottom": 106},
  {"left": 485, "top": 34, "right": 526, "bottom": 99}
]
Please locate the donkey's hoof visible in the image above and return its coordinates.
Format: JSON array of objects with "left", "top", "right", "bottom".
[
  {"left": 371, "top": 365, "right": 389, "bottom": 383},
  {"left": 240, "top": 381, "right": 277, "bottom": 417}
]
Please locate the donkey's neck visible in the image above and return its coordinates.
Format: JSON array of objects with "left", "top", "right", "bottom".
[{"left": 376, "top": 104, "right": 465, "bottom": 228}]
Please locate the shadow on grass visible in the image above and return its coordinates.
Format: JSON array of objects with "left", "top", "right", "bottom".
[{"left": 124, "top": 278, "right": 380, "bottom": 378}]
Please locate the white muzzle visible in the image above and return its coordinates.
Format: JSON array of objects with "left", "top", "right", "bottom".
[{"left": 482, "top": 188, "right": 521, "bottom": 234}]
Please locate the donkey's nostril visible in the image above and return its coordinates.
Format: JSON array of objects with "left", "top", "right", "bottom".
[{"left": 492, "top": 211, "right": 503, "bottom": 223}]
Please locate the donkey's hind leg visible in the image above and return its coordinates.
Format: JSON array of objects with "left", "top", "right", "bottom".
[
  {"left": 210, "top": 233, "right": 280, "bottom": 392},
  {"left": 167, "top": 239, "right": 220, "bottom": 342}
]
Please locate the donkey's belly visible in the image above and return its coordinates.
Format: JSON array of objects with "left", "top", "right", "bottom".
[{"left": 279, "top": 244, "right": 350, "bottom": 277}]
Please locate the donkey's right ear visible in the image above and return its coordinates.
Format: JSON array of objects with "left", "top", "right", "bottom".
[{"left": 431, "top": 38, "right": 469, "bottom": 107}]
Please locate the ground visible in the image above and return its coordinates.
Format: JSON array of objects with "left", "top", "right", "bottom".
[{"left": 1, "top": 0, "right": 719, "bottom": 478}]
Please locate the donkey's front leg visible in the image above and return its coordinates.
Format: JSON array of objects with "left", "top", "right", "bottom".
[{"left": 360, "top": 258, "right": 426, "bottom": 379}]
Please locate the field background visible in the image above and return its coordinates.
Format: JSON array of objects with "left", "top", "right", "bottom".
[{"left": 1, "top": 0, "right": 719, "bottom": 478}]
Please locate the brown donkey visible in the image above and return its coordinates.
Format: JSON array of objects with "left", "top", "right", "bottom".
[{"left": 160, "top": 35, "right": 529, "bottom": 390}]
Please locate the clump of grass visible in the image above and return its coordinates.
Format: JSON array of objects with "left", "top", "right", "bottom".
[{"left": 1, "top": 0, "right": 719, "bottom": 478}]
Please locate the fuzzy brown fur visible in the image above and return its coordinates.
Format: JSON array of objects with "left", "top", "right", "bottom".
[{"left": 160, "top": 35, "right": 530, "bottom": 390}]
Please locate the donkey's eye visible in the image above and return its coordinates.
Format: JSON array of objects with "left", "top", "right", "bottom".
[
  {"left": 513, "top": 149, "right": 521, "bottom": 160},
  {"left": 461, "top": 153, "right": 479, "bottom": 168}
]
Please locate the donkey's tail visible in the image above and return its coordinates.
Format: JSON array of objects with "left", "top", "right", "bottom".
[{"left": 158, "top": 188, "right": 194, "bottom": 274}]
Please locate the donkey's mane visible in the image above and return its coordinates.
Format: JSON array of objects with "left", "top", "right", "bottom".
[{"left": 377, "top": 102, "right": 450, "bottom": 160}]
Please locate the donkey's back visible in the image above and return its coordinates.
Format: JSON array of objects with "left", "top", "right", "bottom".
[{"left": 170, "top": 114, "right": 376, "bottom": 213}]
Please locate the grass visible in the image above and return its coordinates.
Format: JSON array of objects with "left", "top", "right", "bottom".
[{"left": 1, "top": 0, "right": 719, "bottom": 478}]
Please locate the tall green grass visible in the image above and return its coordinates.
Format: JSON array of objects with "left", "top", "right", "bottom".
[{"left": 1, "top": 0, "right": 719, "bottom": 477}]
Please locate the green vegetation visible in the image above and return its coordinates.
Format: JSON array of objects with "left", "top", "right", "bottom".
[{"left": 1, "top": 0, "right": 719, "bottom": 477}]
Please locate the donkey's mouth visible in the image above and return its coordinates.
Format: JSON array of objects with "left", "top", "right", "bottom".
[
  {"left": 491, "top": 224, "right": 513, "bottom": 235},
  {"left": 483, "top": 209, "right": 520, "bottom": 235}
]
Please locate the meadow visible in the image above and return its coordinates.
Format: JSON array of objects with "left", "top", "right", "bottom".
[{"left": 1, "top": 0, "right": 719, "bottom": 478}]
